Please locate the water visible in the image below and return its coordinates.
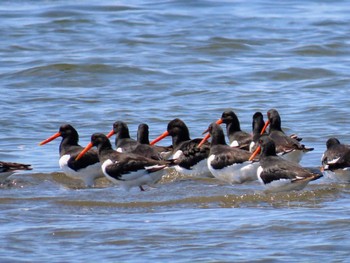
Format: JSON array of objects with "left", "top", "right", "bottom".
[{"left": 1, "top": 0, "right": 350, "bottom": 261}]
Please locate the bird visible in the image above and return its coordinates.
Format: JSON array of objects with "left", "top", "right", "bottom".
[
  {"left": 249, "top": 135, "right": 322, "bottom": 192},
  {"left": 137, "top": 123, "right": 151, "bottom": 145},
  {"left": 76, "top": 133, "right": 175, "bottom": 191},
  {"left": 249, "top": 111, "right": 266, "bottom": 152},
  {"left": 0, "top": 161, "right": 32, "bottom": 182},
  {"left": 201, "top": 110, "right": 252, "bottom": 150},
  {"left": 150, "top": 118, "right": 212, "bottom": 177},
  {"left": 218, "top": 111, "right": 252, "bottom": 150},
  {"left": 262, "top": 109, "right": 313, "bottom": 163},
  {"left": 137, "top": 123, "right": 173, "bottom": 159},
  {"left": 39, "top": 124, "right": 104, "bottom": 187},
  {"left": 107, "top": 121, "right": 166, "bottom": 160},
  {"left": 107, "top": 121, "right": 138, "bottom": 153},
  {"left": 199, "top": 122, "right": 258, "bottom": 184},
  {"left": 321, "top": 137, "right": 350, "bottom": 182}
]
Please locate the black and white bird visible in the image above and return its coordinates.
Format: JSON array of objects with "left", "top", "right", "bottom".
[
  {"left": 263, "top": 109, "right": 313, "bottom": 163},
  {"left": 76, "top": 133, "right": 174, "bottom": 191},
  {"left": 249, "top": 111, "right": 266, "bottom": 153},
  {"left": 0, "top": 161, "right": 32, "bottom": 182},
  {"left": 249, "top": 135, "right": 322, "bottom": 192},
  {"left": 199, "top": 122, "right": 258, "bottom": 184},
  {"left": 321, "top": 137, "right": 350, "bottom": 183},
  {"left": 137, "top": 123, "right": 151, "bottom": 145},
  {"left": 151, "top": 118, "right": 211, "bottom": 177},
  {"left": 201, "top": 111, "right": 252, "bottom": 151},
  {"left": 107, "top": 121, "right": 138, "bottom": 153},
  {"left": 107, "top": 121, "right": 166, "bottom": 160},
  {"left": 209, "top": 111, "right": 252, "bottom": 150},
  {"left": 137, "top": 123, "right": 173, "bottom": 160},
  {"left": 39, "top": 124, "right": 104, "bottom": 187}
]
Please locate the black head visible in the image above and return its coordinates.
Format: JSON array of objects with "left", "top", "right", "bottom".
[
  {"left": 208, "top": 122, "right": 226, "bottom": 145},
  {"left": 221, "top": 111, "right": 239, "bottom": 125},
  {"left": 258, "top": 135, "right": 277, "bottom": 157},
  {"left": 91, "top": 133, "right": 111, "bottom": 147},
  {"left": 112, "top": 121, "right": 129, "bottom": 134},
  {"left": 138, "top": 123, "right": 149, "bottom": 131},
  {"left": 137, "top": 123, "right": 149, "bottom": 133},
  {"left": 167, "top": 118, "right": 189, "bottom": 136},
  {"left": 207, "top": 122, "right": 223, "bottom": 136},
  {"left": 267, "top": 109, "right": 280, "bottom": 122},
  {"left": 253, "top": 112, "right": 263, "bottom": 119},
  {"left": 59, "top": 124, "right": 79, "bottom": 139},
  {"left": 137, "top": 123, "right": 150, "bottom": 144},
  {"left": 267, "top": 109, "right": 282, "bottom": 130},
  {"left": 326, "top": 137, "right": 341, "bottom": 149},
  {"left": 252, "top": 112, "right": 264, "bottom": 132}
]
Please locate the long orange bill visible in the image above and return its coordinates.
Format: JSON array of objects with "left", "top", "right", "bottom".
[
  {"left": 198, "top": 127, "right": 210, "bottom": 148},
  {"left": 249, "top": 146, "right": 261, "bottom": 161},
  {"left": 150, "top": 131, "right": 169, "bottom": 145},
  {"left": 38, "top": 132, "right": 61, "bottom": 146},
  {"left": 106, "top": 129, "right": 115, "bottom": 138},
  {"left": 199, "top": 118, "right": 223, "bottom": 147},
  {"left": 75, "top": 142, "right": 93, "bottom": 161},
  {"left": 197, "top": 134, "right": 210, "bottom": 148},
  {"left": 215, "top": 118, "right": 223, "bottom": 125},
  {"left": 260, "top": 120, "right": 270, "bottom": 135}
]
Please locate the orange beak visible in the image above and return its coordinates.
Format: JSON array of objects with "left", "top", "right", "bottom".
[
  {"left": 150, "top": 131, "right": 169, "bottom": 145},
  {"left": 249, "top": 146, "right": 261, "bottom": 161},
  {"left": 198, "top": 133, "right": 210, "bottom": 148},
  {"left": 198, "top": 118, "right": 223, "bottom": 148},
  {"left": 215, "top": 118, "right": 223, "bottom": 125},
  {"left": 39, "top": 132, "right": 61, "bottom": 146},
  {"left": 106, "top": 129, "right": 115, "bottom": 139},
  {"left": 260, "top": 120, "right": 270, "bottom": 135},
  {"left": 75, "top": 142, "right": 93, "bottom": 161}
]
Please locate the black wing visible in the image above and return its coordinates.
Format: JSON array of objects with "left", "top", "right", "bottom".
[
  {"left": 177, "top": 139, "right": 209, "bottom": 169},
  {"left": 259, "top": 157, "right": 316, "bottom": 184},
  {"left": 67, "top": 146, "right": 100, "bottom": 171},
  {"left": 210, "top": 145, "right": 250, "bottom": 169}
]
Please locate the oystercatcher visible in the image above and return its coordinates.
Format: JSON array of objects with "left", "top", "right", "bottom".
[
  {"left": 151, "top": 118, "right": 211, "bottom": 177},
  {"left": 39, "top": 124, "right": 103, "bottom": 187},
  {"left": 137, "top": 123, "right": 172, "bottom": 159},
  {"left": 249, "top": 111, "right": 266, "bottom": 152},
  {"left": 199, "top": 122, "right": 258, "bottom": 184},
  {"left": 107, "top": 121, "right": 138, "bottom": 153},
  {"left": 321, "top": 137, "right": 350, "bottom": 182},
  {"left": 219, "top": 111, "right": 252, "bottom": 149},
  {"left": 107, "top": 121, "right": 164, "bottom": 160},
  {"left": 249, "top": 135, "right": 322, "bottom": 192},
  {"left": 76, "top": 133, "right": 174, "bottom": 191},
  {"left": 0, "top": 161, "right": 32, "bottom": 182},
  {"left": 262, "top": 109, "right": 313, "bottom": 163},
  {"left": 201, "top": 111, "right": 252, "bottom": 150}
]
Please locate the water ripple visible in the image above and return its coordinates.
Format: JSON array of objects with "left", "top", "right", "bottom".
[{"left": 2, "top": 0, "right": 350, "bottom": 261}]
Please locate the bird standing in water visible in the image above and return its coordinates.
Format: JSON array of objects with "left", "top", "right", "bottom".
[
  {"left": 39, "top": 124, "right": 104, "bottom": 187},
  {"left": 76, "top": 133, "right": 176, "bottom": 191},
  {"left": 249, "top": 135, "right": 322, "bottom": 192}
]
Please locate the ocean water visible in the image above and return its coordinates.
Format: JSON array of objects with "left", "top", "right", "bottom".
[{"left": 1, "top": 0, "right": 350, "bottom": 262}]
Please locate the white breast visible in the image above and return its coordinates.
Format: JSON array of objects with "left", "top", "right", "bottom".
[
  {"left": 59, "top": 154, "right": 103, "bottom": 187},
  {"left": 208, "top": 155, "right": 258, "bottom": 184}
]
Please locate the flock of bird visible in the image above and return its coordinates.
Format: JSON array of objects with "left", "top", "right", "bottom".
[{"left": 2, "top": 108, "right": 349, "bottom": 193}]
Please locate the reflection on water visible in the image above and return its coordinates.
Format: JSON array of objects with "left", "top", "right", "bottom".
[{"left": 0, "top": 171, "right": 347, "bottom": 210}]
